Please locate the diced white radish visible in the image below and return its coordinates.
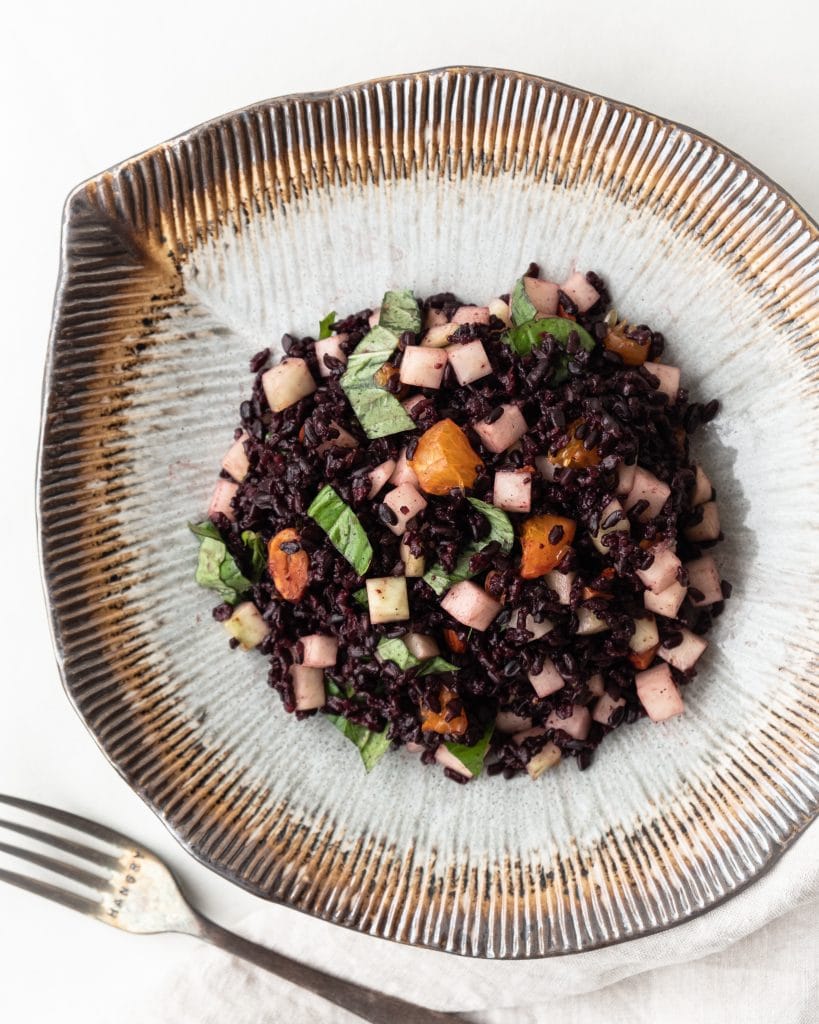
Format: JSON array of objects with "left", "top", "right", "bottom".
[
  {"left": 644, "top": 361, "right": 680, "bottom": 403},
  {"left": 473, "top": 404, "right": 528, "bottom": 453},
  {"left": 368, "top": 308, "right": 381, "bottom": 327},
  {"left": 209, "top": 479, "right": 238, "bottom": 522},
  {"left": 435, "top": 744, "right": 473, "bottom": 779},
  {"left": 625, "top": 467, "right": 671, "bottom": 521},
  {"left": 299, "top": 634, "right": 338, "bottom": 668},
  {"left": 616, "top": 460, "right": 637, "bottom": 495},
  {"left": 453, "top": 305, "right": 490, "bottom": 325},
  {"left": 635, "top": 663, "right": 684, "bottom": 722},
  {"left": 261, "top": 358, "right": 316, "bottom": 412},
  {"left": 629, "top": 615, "right": 659, "bottom": 654},
  {"left": 447, "top": 340, "right": 492, "bottom": 385},
  {"left": 399, "top": 536, "right": 425, "bottom": 577},
  {"left": 546, "top": 704, "right": 591, "bottom": 740},
  {"left": 221, "top": 433, "right": 249, "bottom": 482},
  {"left": 528, "top": 659, "right": 564, "bottom": 698},
  {"left": 644, "top": 580, "right": 687, "bottom": 619},
  {"left": 368, "top": 459, "right": 396, "bottom": 499},
  {"left": 592, "top": 499, "right": 629, "bottom": 554},
  {"left": 512, "top": 726, "right": 547, "bottom": 745},
  {"left": 685, "top": 501, "right": 721, "bottom": 542},
  {"left": 576, "top": 607, "right": 609, "bottom": 635},
  {"left": 691, "top": 464, "right": 712, "bottom": 505},
  {"left": 493, "top": 469, "right": 533, "bottom": 513},
  {"left": 535, "top": 455, "right": 558, "bottom": 482},
  {"left": 559, "top": 271, "right": 600, "bottom": 312},
  {"left": 317, "top": 423, "right": 359, "bottom": 454},
  {"left": 488, "top": 297, "right": 512, "bottom": 327},
  {"left": 383, "top": 483, "right": 427, "bottom": 535},
  {"left": 441, "top": 581, "right": 502, "bottom": 631},
  {"left": 637, "top": 545, "right": 682, "bottom": 594},
  {"left": 685, "top": 556, "right": 723, "bottom": 606},
  {"left": 515, "top": 612, "right": 553, "bottom": 640},
  {"left": 524, "top": 277, "right": 560, "bottom": 316},
  {"left": 290, "top": 665, "right": 326, "bottom": 710},
  {"left": 495, "top": 710, "right": 533, "bottom": 733},
  {"left": 389, "top": 448, "right": 419, "bottom": 487},
  {"left": 404, "top": 632, "right": 440, "bottom": 659},
  {"left": 659, "top": 629, "right": 708, "bottom": 672},
  {"left": 402, "top": 394, "right": 427, "bottom": 416},
  {"left": 545, "top": 569, "right": 575, "bottom": 605},
  {"left": 366, "top": 577, "right": 410, "bottom": 624},
  {"left": 314, "top": 334, "right": 348, "bottom": 377},
  {"left": 223, "top": 601, "right": 269, "bottom": 649},
  {"left": 421, "top": 324, "right": 459, "bottom": 348},
  {"left": 587, "top": 672, "right": 605, "bottom": 697},
  {"left": 399, "top": 346, "right": 447, "bottom": 389},
  {"left": 525, "top": 740, "right": 562, "bottom": 779},
  {"left": 425, "top": 307, "right": 449, "bottom": 328},
  {"left": 592, "top": 692, "right": 626, "bottom": 726}
]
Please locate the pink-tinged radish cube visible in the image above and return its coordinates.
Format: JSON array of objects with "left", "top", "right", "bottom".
[
  {"left": 368, "top": 308, "right": 381, "bottom": 327},
  {"left": 625, "top": 467, "right": 671, "bottom": 521},
  {"left": 644, "top": 361, "right": 680, "bottom": 403},
  {"left": 402, "top": 394, "right": 427, "bottom": 417},
  {"left": 524, "top": 277, "right": 560, "bottom": 316},
  {"left": 592, "top": 692, "right": 626, "bottom": 726},
  {"left": 223, "top": 601, "right": 269, "bottom": 649},
  {"left": 317, "top": 423, "right": 358, "bottom": 454},
  {"left": 421, "top": 324, "right": 458, "bottom": 348},
  {"left": 367, "top": 458, "right": 396, "bottom": 499},
  {"left": 289, "top": 665, "right": 326, "bottom": 710},
  {"left": 616, "top": 460, "right": 637, "bottom": 495},
  {"left": 559, "top": 271, "right": 600, "bottom": 312},
  {"left": 587, "top": 672, "right": 605, "bottom": 697},
  {"left": 435, "top": 744, "right": 474, "bottom": 779},
  {"left": 299, "top": 634, "right": 338, "bottom": 668},
  {"left": 261, "top": 358, "right": 316, "bottom": 412},
  {"left": 404, "top": 632, "right": 440, "bottom": 659},
  {"left": 685, "top": 556, "right": 723, "bottom": 606},
  {"left": 399, "top": 346, "right": 447, "bottom": 389},
  {"left": 545, "top": 569, "right": 575, "bottom": 605},
  {"left": 488, "top": 297, "right": 512, "bottom": 327},
  {"left": 629, "top": 615, "right": 659, "bottom": 654},
  {"left": 637, "top": 544, "right": 682, "bottom": 593},
  {"left": 473, "top": 404, "right": 528, "bottom": 453},
  {"left": 636, "top": 663, "right": 684, "bottom": 722},
  {"left": 221, "top": 433, "right": 249, "bottom": 482},
  {"left": 453, "top": 305, "right": 490, "bottom": 325},
  {"left": 495, "top": 710, "right": 533, "bottom": 733},
  {"left": 528, "top": 658, "right": 565, "bottom": 698},
  {"left": 493, "top": 469, "right": 533, "bottom": 512},
  {"left": 441, "top": 580, "right": 502, "bottom": 631},
  {"left": 592, "top": 499, "right": 629, "bottom": 554},
  {"left": 535, "top": 455, "right": 558, "bottom": 481},
  {"left": 314, "top": 334, "right": 348, "bottom": 377},
  {"left": 546, "top": 704, "right": 591, "bottom": 740},
  {"left": 659, "top": 629, "right": 707, "bottom": 672},
  {"left": 644, "top": 580, "right": 687, "bottom": 619},
  {"left": 209, "top": 479, "right": 238, "bottom": 522},
  {"left": 691, "top": 464, "right": 712, "bottom": 505},
  {"left": 366, "top": 577, "right": 410, "bottom": 624},
  {"left": 425, "top": 307, "right": 449, "bottom": 328},
  {"left": 525, "top": 740, "right": 562, "bottom": 779},
  {"left": 389, "top": 447, "right": 419, "bottom": 487},
  {"left": 512, "top": 726, "right": 547, "bottom": 745},
  {"left": 685, "top": 501, "right": 721, "bottom": 542},
  {"left": 576, "top": 607, "right": 609, "bottom": 635},
  {"left": 447, "top": 340, "right": 492, "bottom": 385},
  {"left": 383, "top": 483, "right": 427, "bottom": 535}
]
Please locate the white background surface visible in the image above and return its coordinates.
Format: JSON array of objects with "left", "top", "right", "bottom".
[{"left": 1, "top": 1, "right": 817, "bottom": 1021}]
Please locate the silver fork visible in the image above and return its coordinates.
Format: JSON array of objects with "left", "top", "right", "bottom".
[{"left": 0, "top": 795, "right": 463, "bottom": 1024}]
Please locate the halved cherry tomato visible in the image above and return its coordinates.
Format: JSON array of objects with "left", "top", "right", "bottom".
[
  {"left": 267, "top": 528, "right": 309, "bottom": 601},
  {"left": 409, "top": 418, "right": 483, "bottom": 495},
  {"left": 603, "top": 325, "right": 649, "bottom": 366},
  {"left": 519, "top": 515, "right": 576, "bottom": 579},
  {"left": 629, "top": 645, "right": 659, "bottom": 671},
  {"left": 549, "top": 419, "right": 601, "bottom": 470},
  {"left": 421, "top": 686, "right": 468, "bottom": 736},
  {"left": 443, "top": 628, "right": 467, "bottom": 654}
]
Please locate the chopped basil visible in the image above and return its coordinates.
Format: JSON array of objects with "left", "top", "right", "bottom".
[
  {"left": 242, "top": 530, "right": 266, "bottom": 581},
  {"left": 307, "top": 485, "right": 372, "bottom": 576},
  {"left": 510, "top": 277, "right": 538, "bottom": 326},
  {"left": 379, "top": 289, "right": 422, "bottom": 335},
  {"left": 318, "top": 310, "right": 336, "bottom": 339},
  {"left": 376, "top": 637, "right": 459, "bottom": 676},
  {"left": 423, "top": 498, "right": 514, "bottom": 596},
  {"left": 352, "top": 587, "right": 369, "bottom": 607},
  {"left": 340, "top": 325, "right": 415, "bottom": 439},
  {"left": 325, "top": 677, "right": 390, "bottom": 771},
  {"left": 419, "top": 656, "right": 460, "bottom": 676},
  {"left": 189, "top": 521, "right": 264, "bottom": 605},
  {"left": 503, "top": 316, "right": 596, "bottom": 384},
  {"left": 468, "top": 497, "right": 515, "bottom": 552},
  {"left": 444, "top": 722, "right": 494, "bottom": 778}
]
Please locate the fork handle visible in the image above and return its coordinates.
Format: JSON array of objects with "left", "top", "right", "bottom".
[{"left": 193, "top": 914, "right": 462, "bottom": 1023}]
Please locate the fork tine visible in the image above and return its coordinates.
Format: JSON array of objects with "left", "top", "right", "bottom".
[
  {"left": 0, "top": 866, "right": 100, "bottom": 917},
  {"left": 0, "top": 795, "right": 133, "bottom": 850},
  {"left": 0, "top": 820, "right": 121, "bottom": 870},
  {"left": 0, "top": 839, "right": 109, "bottom": 891}
]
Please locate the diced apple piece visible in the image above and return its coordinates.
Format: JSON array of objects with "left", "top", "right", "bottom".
[
  {"left": 592, "top": 499, "right": 629, "bottom": 554},
  {"left": 389, "top": 447, "right": 419, "bottom": 487},
  {"left": 525, "top": 740, "right": 562, "bottom": 779},
  {"left": 691, "top": 464, "right": 712, "bottom": 505},
  {"left": 635, "top": 663, "right": 684, "bottom": 722},
  {"left": 546, "top": 704, "right": 591, "bottom": 740},
  {"left": 399, "top": 536, "right": 425, "bottom": 577},
  {"left": 368, "top": 459, "right": 396, "bottom": 499},
  {"left": 209, "top": 479, "right": 238, "bottom": 522},
  {"left": 435, "top": 744, "right": 473, "bottom": 779},
  {"left": 421, "top": 324, "right": 459, "bottom": 348},
  {"left": 425, "top": 307, "right": 449, "bottom": 328},
  {"left": 495, "top": 710, "right": 533, "bottom": 733},
  {"left": 685, "top": 501, "right": 721, "bottom": 542},
  {"left": 493, "top": 469, "right": 533, "bottom": 513},
  {"left": 290, "top": 665, "right": 326, "bottom": 710},
  {"left": 629, "top": 615, "right": 659, "bottom": 654},
  {"left": 314, "top": 334, "right": 348, "bottom": 377},
  {"left": 514, "top": 612, "right": 553, "bottom": 640},
  {"left": 545, "top": 569, "right": 575, "bottom": 605},
  {"left": 576, "top": 607, "right": 609, "bottom": 635},
  {"left": 625, "top": 467, "right": 671, "bottom": 521},
  {"left": 512, "top": 726, "right": 547, "bottom": 745},
  {"left": 488, "top": 297, "right": 512, "bottom": 327},
  {"left": 685, "top": 556, "right": 723, "bottom": 606},
  {"left": 637, "top": 545, "right": 682, "bottom": 594},
  {"left": 592, "top": 692, "right": 626, "bottom": 726},
  {"left": 404, "top": 632, "right": 440, "bottom": 660},
  {"left": 223, "top": 601, "right": 269, "bottom": 649},
  {"left": 659, "top": 629, "right": 707, "bottom": 672},
  {"left": 447, "top": 340, "right": 492, "bottom": 385},
  {"left": 473, "top": 404, "right": 528, "bottom": 453},
  {"left": 587, "top": 672, "right": 605, "bottom": 697},
  {"left": 534, "top": 455, "right": 558, "bottom": 482},
  {"left": 616, "top": 460, "right": 637, "bottom": 495},
  {"left": 221, "top": 433, "right": 249, "bottom": 482},
  {"left": 441, "top": 580, "right": 502, "bottom": 631},
  {"left": 528, "top": 658, "right": 565, "bottom": 698},
  {"left": 366, "top": 577, "right": 410, "bottom": 624},
  {"left": 261, "top": 358, "right": 316, "bottom": 412},
  {"left": 644, "top": 580, "right": 687, "bottom": 619},
  {"left": 317, "top": 423, "right": 359, "bottom": 454},
  {"left": 452, "top": 305, "right": 490, "bottom": 325},
  {"left": 400, "top": 346, "right": 447, "bottom": 389},
  {"left": 299, "top": 634, "right": 338, "bottom": 668},
  {"left": 559, "top": 271, "right": 600, "bottom": 313},
  {"left": 383, "top": 483, "right": 427, "bottom": 535},
  {"left": 524, "top": 277, "right": 560, "bottom": 316},
  {"left": 644, "top": 361, "right": 680, "bottom": 402}
]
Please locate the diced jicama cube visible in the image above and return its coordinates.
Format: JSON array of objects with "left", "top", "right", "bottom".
[
  {"left": 473, "top": 404, "right": 528, "bottom": 453},
  {"left": 209, "top": 479, "right": 238, "bottom": 522},
  {"left": 289, "top": 665, "right": 326, "bottom": 710},
  {"left": 435, "top": 744, "right": 473, "bottom": 779},
  {"left": 404, "top": 632, "right": 440, "bottom": 659},
  {"left": 447, "top": 340, "right": 492, "bottom": 385},
  {"left": 368, "top": 459, "right": 396, "bottom": 499},
  {"left": 390, "top": 448, "right": 419, "bottom": 487},
  {"left": 635, "top": 663, "right": 684, "bottom": 722},
  {"left": 488, "top": 297, "right": 512, "bottom": 327},
  {"left": 576, "top": 607, "right": 609, "bottom": 635},
  {"left": 685, "top": 501, "right": 721, "bottom": 542},
  {"left": 366, "top": 577, "right": 410, "bottom": 624},
  {"left": 587, "top": 672, "right": 605, "bottom": 697},
  {"left": 368, "top": 308, "right": 381, "bottom": 327},
  {"left": 452, "top": 305, "right": 491, "bottom": 325},
  {"left": 399, "top": 346, "right": 447, "bottom": 389},
  {"left": 223, "top": 601, "right": 269, "bottom": 649},
  {"left": 299, "top": 634, "right": 338, "bottom": 668},
  {"left": 625, "top": 467, "right": 671, "bottom": 521},
  {"left": 534, "top": 455, "right": 558, "bottom": 482},
  {"left": 425, "top": 307, "right": 449, "bottom": 328},
  {"left": 441, "top": 580, "right": 502, "bottom": 631},
  {"left": 616, "top": 460, "right": 637, "bottom": 495},
  {"left": 261, "top": 358, "right": 316, "bottom": 412},
  {"left": 685, "top": 555, "right": 723, "bottom": 606},
  {"left": 691, "top": 464, "right": 712, "bottom": 505},
  {"left": 516, "top": 612, "right": 553, "bottom": 640},
  {"left": 317, "top": 424, "right": 358, "bottom": 454},
  {"left": 493, "top": 469, "right": 533, "bottom": 513},
  {"left": 560, "top": 271, "right": 600, "bottom": 312},
  {"left": 546, "top": 704, "right": 591, "bottom": 740},
  {"left": 644, "top": 361, "right": 680, "bottom": 402},
  {"left": 221, "top": 433, "right": 249, "bottom": 482},
  {"left": 495, "top": 710, "right": 533, "bottom": 733},
  {"left": 399, "top": 536, "right": 425, "bottom": 577},
  {"left": 545, "top": 569, "right": 575, "bottom": 605},
  {"left": 659, "top": 629, "right": 708, "bottom": 672},
  {"left": 421, "top": 324, "right": 459, "bottom": 348},
  {"left": 402, "top": 394, "right": 427, "bottom": 416},
  {"left": 383, "top": 483, "right": 427, "bottom": 535},
  {"left": 591, "top": 499, "right": 629, "bottom": 554},
  {"left": 592, "top": 692, "right": 626, "bottom": 726},
  {"left": 644, "top": 580, "right": 687, "bottom": 619},
  {"left": 525, "top": 740, "right": 562, "bottom": 779},
  {"left": 629, "top": 615, "right": 659, "bottom": 654},
  {"left": 523, "top": 277, "right": 559, "bottom": 316},
  {"left": 528, "top": 658, "right": 565, "bottom": 698},
  {"left": 637, "top": 545, "right": 682, "bottom": 594},
  {"left": 512, "top": 726, "right": 547, "bottom": 745},
  {"left": 314, "top": 334, "right": 348, "bottom": 377}
]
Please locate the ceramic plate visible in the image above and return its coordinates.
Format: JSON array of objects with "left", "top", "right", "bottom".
[{"left": 38, "top": 67, "right": 819, "bottom": 957}]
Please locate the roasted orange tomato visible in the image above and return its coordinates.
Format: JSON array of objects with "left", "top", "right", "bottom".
[
  {"left": 603, "top": 324, "right": 649, "bottom": 366},
  {"left": 628, "top": 645, "right": 659, "bottom": 671},
  {"left": 409, "top": 418, "right": 483, "bottom": 495},
  {"left": 519, "top": 515, "right": 576, "bottom": 579},
  {"left": 549, "top": 419, "right": 601, "bottom": 470},
  {"left": 421, "top": 686, "right": 468, "bottom": 736},
  {"left": 443, "top": 628, "right": 467, "bottom": 654},
  {"left": 267, "top": 528, "right": 309, "bottom": 601},
  {"left": 583, "top": 567, "right": 616, "bottom": 600}
]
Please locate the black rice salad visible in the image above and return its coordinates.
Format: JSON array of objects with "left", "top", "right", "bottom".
[{"left": 190, "top": 265, "right": 729, "bottom": 783}]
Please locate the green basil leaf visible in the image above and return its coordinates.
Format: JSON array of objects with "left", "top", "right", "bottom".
[
  {"left": 419, "top": 656, "right": 460, "bottom": 675},
  {"left": 241, "top": 530, "right": 267, "bottom": 581},
  {"left": 467, "top": 498, "right": 515, "bottom": 554},
  {"left": 379, "top": 289, "right": 421, "bottom": 335},
  {"left": 376, "top": 636, "right": 420, "bottom": 670},
  {"left": 308, "top": 485, "right": 373, "bottom": 576},
  {"left": 445, "top": 722, "right": 494, "bottom": 779},
  {"left": 340, "top": 325, "right": 416, "bottom": 439},
  {"left": 189, "top": 521, "right": 253, "bottom": 605},
  {"left": 510, "top": 277, "right": 538, "bottom": 326},
  {"left": 318, "top": 310, "right": 336, "bottom": 339},
  {"left": 423, "top": 499, "right": 513, "bottom": 596},
  {"left": 503, "top": 314, "right": 596, "bottom": 383},
  {"left": 189, "top": 520, "right": 222, "bottom": 541},
  {"left": 325, "top": 706, "right": 391, "bottom": 772},
  {"left": 352, "top": 587, "right": 369, "bottom": 607}
]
